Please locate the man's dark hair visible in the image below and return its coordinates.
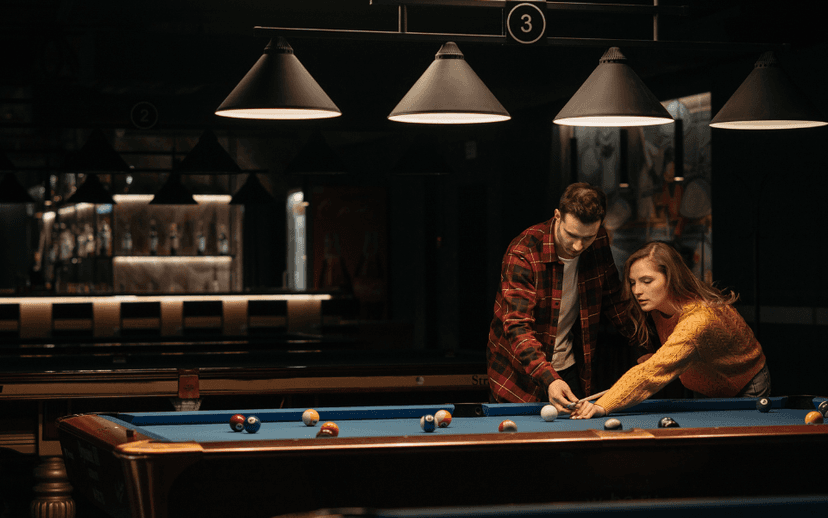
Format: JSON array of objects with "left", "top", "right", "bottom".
[{"left": 559, "top": 182, "right": 606, "bottom": 223}]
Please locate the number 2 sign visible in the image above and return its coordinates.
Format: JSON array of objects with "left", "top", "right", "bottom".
[{"left": 506, "top": 2, "right": 547, "bottom": 45}]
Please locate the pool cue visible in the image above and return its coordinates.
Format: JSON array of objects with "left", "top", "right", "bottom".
[{"left": 565, "top": 389, "right": 610, "bottom": 410}]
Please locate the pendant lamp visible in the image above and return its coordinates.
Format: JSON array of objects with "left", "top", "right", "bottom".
[
  {"left": 554, "top": 47, "right": 674, "bottom": 127},
  {"left": 215, "top": 38, "right": 341, "bottom": 120},
  {"left": 388, "top": 42, "right": 510, "bottom": 124},
  {"left": 230, "top": 173, "right": 276, "bottom": 205},
  {"left": 710, "top": 52, "right": 827, "bottom": 130},
  {"left": 150, "top": 173, "right": 197, "bottom": 205}
]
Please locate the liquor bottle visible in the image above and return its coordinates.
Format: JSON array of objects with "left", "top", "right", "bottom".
[
  {"left": 121, "top": 226, "right": 133, "bottom": 255},
  {"left": 169, "top": 223, "right": 180, "bottom": 256},
  {"left": 196, "top": 221, "right": 207, "bottom": 256},
  {"left": 217, "top": 224, "right": 230, "bottom": 255},
  {"left": 149, "top": 219, "right": 159, "bottom": 256},
  {"left": 98, "top": 220, "right": 112, "bottom": 256}
]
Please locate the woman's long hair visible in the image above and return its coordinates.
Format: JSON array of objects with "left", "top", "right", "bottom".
[{"left": 622, "top": 241, "right": 738, "bottom": 347}]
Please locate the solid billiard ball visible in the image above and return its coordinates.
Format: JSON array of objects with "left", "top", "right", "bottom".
[
  {"left": 420, "top": 414, "right": 436, "bottom": 432},
  {"left": 229, "top": 414, "right": 246, "bottom": 432},
  {"left": 805, "top": 411, "right": 824, "bottom": 424},
  {"left": 604, "top": 418, "right": 622, "bottom": 430},
  {"left": 244, "top": 415, "right": 261, "bottom": 433},
  {"left": 540, "top": 405, "right": 558, "bottom": 422},
  {"left": 498, "top": 419, "right": 518, "bottom": 433},
  {"left": 434, "top": 410, "right": 452, "bottom": 428},
  {"left": 818, "top": 401, "right": 828, "bottom": 416},
  {"left": 756, "top": 398, "right": 772, "bottom": 413},
  {"left": 320, "top": 421, "right": 340, "bottom": 437},
  {"left": 302, "top": 409, "right": 320, "bottom": 427},
  {"left": 316, "top": 428, "right": 336, "bottom": 438},
  {"left": 658, "top": 417, "right": 680, "bottom": 428}
]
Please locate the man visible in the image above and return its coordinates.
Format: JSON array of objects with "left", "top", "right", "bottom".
[{"left": 486, "top": 182, "right": 631, "bottom": 413}]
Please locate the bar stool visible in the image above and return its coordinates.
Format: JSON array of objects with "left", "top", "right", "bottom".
[
  {"left": 246, "top": 300, "right": 288, "bottom": 336},
  {"left": 182, "top": 300, "right": 224, "bottom": 336},
  {"left": 120, "top": 301, "right": 162, "bottom": 337},
  {"left": 51, "top": 302, "right": 94, "bottom": 338},
  {"left": 0, "top": 303, "right": 20, "bottom": 338}
]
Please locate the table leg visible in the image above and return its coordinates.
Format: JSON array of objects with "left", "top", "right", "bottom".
[{"left": 30, "top": 456, "right": 75, "bottom": 518}]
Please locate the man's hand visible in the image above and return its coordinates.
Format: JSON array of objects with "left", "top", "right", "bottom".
[
  {"left": 570, "top": 401, "right": 606, "bottom": 419},
  {"left": 548, "top": 379, "right": 579, "bottom": 413}
]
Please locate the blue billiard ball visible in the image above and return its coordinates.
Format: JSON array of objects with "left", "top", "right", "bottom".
[
  {"left": 420, "top": 415, "right": 436, "bottom": 432},
  {"left": 244, "top": 415, "right": 261, "bottom": 433},
  {"left": 756, "top": 398, "right": 772, "bottom": 413}
]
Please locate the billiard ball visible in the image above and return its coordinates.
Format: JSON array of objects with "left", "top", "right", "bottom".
[
  {"left": 316, "top": 428, "right": 336, "bottom": 438},
  {"left": 604, "top": 418, "right": 622, "bottom": 430},
  {"left": 818, "top": 401, "right": 828, "bottom": 416},
  {"left": 229, "top": 414, "right": 246, "bottom": 432},
  {"left": 756, "top": 398, "right": 772, "bottom": 413},
  {"left": 658, "top": 417, "right": 680, "bottom": 428},
  {"left": 498, "top": 419, "right": 518, "bottom": 433},
  {"left": 805, "top": 411, "right": 824, "bottom": 425},
  {"left": 320, "top": 421, "right": 339, "bottom": 437},
  {"left": 302, "top": 409, "right": 320, "bottom": 427},
  {"left": 540, "top": 405, "right": 558, "bottom": 422},
  {"left": 434, "top": 409, "right": 452, "bottom": 428},
  {"left": 420, "top": 414, "right": 436, "bottom": 432},
  {"left": 244, "top": 415, "right": 261, "bottom": 433}
]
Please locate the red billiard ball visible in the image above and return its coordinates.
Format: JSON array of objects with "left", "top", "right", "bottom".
[
  {"left": 805, "top": 411, "right": 824, "bottom": 424},
  {"left": 498, "top": 419, "right": 518, "bottom": 433},
  {"left": 229, "top": 414, "right": 246, "bottom": 432},
  {"left": 435, "top": 410, "right": 452, "bottom": 428},
  {"left": 320, "top": 421, "right": 339, "bottom": 437},
  {"left": 244, "top": 415, "right": 261, "bottom": 433}
]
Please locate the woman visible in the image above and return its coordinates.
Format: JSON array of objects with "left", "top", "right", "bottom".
[{"left": 572, "top": 241, "right": 770, "bottom": 419}]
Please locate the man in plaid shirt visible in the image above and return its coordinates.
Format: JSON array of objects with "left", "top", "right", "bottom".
[{"left": 487, "top": 183, "right": 632, "bottom": 412}]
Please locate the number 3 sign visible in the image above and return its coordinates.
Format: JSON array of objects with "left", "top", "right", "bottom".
[{"left": 506, "top": 2, "right": 547, "bottom": 45}]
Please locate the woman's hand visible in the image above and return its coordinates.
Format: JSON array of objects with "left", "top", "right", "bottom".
[{"left": 570, "top": 401, "right": 606, "bottom": 419}]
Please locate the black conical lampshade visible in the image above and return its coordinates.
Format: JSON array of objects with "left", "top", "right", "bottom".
[
  {"left": 230, "top": 174, "right": 276, "bottom": 205},
  {"left": 389, "top": 42, "right": 510, "bottom": 124},
  {"left": 65, "top": 173, "right": 116, "bottom": 205},
  {"left": 176, "top": 130, "right": 242, "bottom": 174},
  {"left": 285, "top": 131, "right": 347, "bottom": 174},
  {"left": 554, "top": 47, "right": 674, "bottom": 127},
  {"left": 710, "top": 52, "right": 827, "bottom": 130},
  {"left": 215, "top": 38, "right": 341, "bottom": 120},
  {"left": 150, "top": 173, "right": 197, "bottom": 205},
  {"left": 65, "top": 129, "right": 132, "bottom": 172}
]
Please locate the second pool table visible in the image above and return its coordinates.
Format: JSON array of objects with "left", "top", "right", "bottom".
[{"left": 57, "top": 396, "right": 828, "bottom": 518}]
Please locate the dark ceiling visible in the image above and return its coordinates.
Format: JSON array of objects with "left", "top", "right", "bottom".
[{"left": 1, "top": 0, "right": 825, "bottom": 134}]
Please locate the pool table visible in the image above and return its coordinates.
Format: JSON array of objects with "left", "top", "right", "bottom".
[{"left": 57, "top": 396, "right": 828, "bottom": 518}]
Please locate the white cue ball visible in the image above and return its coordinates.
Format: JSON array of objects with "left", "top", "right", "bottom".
[{"left": 540, "top": 405, "right": 558, "bottom": 422}]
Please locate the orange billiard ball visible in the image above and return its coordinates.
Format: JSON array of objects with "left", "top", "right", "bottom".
[
  {"left": 320, "top": 421, "right": 339, "bottom": 437},
  {"left": 434, "top": 409, "right": 452, "bottom": 428},
  {"left": 302, "top": 409, "right": 320, "bottom": 427},
  {"left": 805, "top": 411, "right": 824, "bottom": 424}
]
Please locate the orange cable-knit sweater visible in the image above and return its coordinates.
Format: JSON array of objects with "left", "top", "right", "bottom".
[{"left": 595, "top": 301, "right": 766, "bottom": 414}]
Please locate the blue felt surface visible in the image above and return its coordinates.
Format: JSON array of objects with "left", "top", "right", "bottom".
[{"left": 101, "top": 398, "right": 826, "bottom": 444}]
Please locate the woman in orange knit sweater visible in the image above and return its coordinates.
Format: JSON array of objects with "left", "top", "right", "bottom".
[{"left": 572, "top": 241, "right": 770, "bottom": 419}]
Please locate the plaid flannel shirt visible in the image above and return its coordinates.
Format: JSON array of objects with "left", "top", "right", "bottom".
[{"left": 486, "top": 218, "right": 630, "bottom": 403}]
